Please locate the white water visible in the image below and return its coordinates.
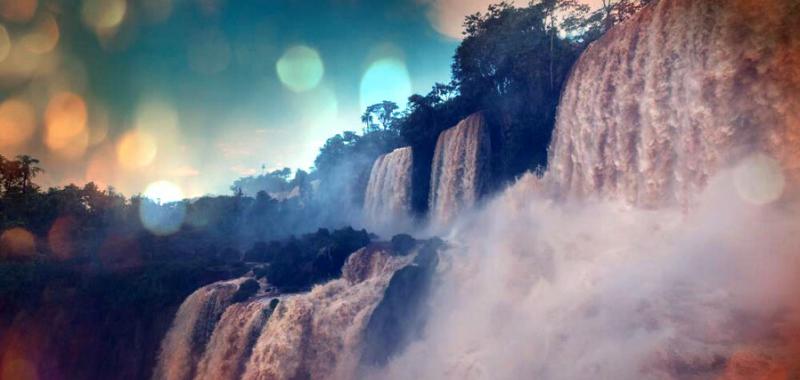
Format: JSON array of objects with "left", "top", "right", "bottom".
[
  {"left": 429, "top": 113, "right": 492, "bottom": 226},
  {"left": 377, "top": 0, "right": 800, "bottom": 378},
  {"left": 153, "top": 278, "right": 248, "bottom": 380},
  {"left": 154, "top": 247, "right": 415, "bottom": 380},
  {"left": 154, "top": 1, "right": 800, "bottom": 378},
  {"left": 547, "top": 0, "right": 800, "bottom": 207},
  {"left": 241, "top": 247, "right": 414, "bottom": 380},
  {"left": 194, "top": 298, "right": 274, "bottom": 380},
  {"left": 364, "top": 147, "right": 414, "bottom": 232}
]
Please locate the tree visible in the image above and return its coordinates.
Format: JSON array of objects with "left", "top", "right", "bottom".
[
  {"left": 16, "top": 155, "right": 42, "bottom": 196},
  {"left": 361, "top": 101, "right": 400, "bottom": 133}
]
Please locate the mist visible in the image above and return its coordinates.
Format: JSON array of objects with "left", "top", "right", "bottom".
[{"left": 375, "top": 158, "right": 800, "bottom": 379}]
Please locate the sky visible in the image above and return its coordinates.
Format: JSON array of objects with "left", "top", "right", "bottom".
[{"left": 0, "top": 0, "right": 600, "bottom": 198}]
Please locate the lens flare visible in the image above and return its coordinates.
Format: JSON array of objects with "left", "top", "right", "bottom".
[
  {"left": 0, "top": 227, "right": 36, "bottom": 259},
  {"left": 188, "top": 28, "right": 231, "bottom": 75},
  {"left": 81, "top": 0, "right": 126, "bottom": 32},
  {"left": 117, "top": 130, "right": 157, "bottom": 169},
  {"left": 48, "top": 217, "right": 77, "bottom": 261},
  {"left": 21, "top": 14, "right": 59, "bottom": 54},
  {"left": 359, "top": 58, "right": 412, "bottom": 110},
  {"left": 734, "top": 153, "right": 785, "bottom": 205},
  {"left": 44, "top": 92, "right": 89, "bottom": 158},
  {"left": 140, "top": 181, "right": 186, "bottom": 235},
  {"left": 276, "top": 45, "right": 324, "bottom": 92},
  {"left": 0, "top": 25, "right": 11, "bottom": 62},
  {"left": 0, "top": 98, "right": 36, "bottom": 148},
  {"left": 0, "top": 0, "right": 37, "bottom": 23}
]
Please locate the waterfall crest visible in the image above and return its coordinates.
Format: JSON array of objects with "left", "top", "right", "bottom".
[
  {"left": 153, "top": 278, "right": 249, "bottom": 380},
  {"left": 153, "top": 246, "right": 419, "bottom": 380},
  {"left": 429, "top": 113, "right": 491, "bottom": 225},
  {"left": 548, "top": 0, "right": 800, "bottom": 206},
  {"left": 363, "top": 147, "right": 414, "bottom": 231},
  {"left": 241, "top": 247, "right": 414, "bottom": 380},
  {"left": 194, "top": 298, "right": 275, "bottom": 380}
]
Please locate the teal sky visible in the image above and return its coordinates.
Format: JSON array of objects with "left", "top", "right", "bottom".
[{"left": 0, "top": 0, "right": 598, "bottom": 197}]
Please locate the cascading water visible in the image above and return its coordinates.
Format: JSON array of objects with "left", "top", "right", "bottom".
[
  {"left": 376, "top": 0, "right": 800, "bottom": 378},
  {"left": 153, "top": 278, "right": 249, "bottom": 380},
  {"left": 363, "top": 147, "right": 414, "bottom": 232},
  {"left": 240, "top": 247, "right": 414, "bottom": 380},
  {"left": 153, "top": 246, "right": 419, "bottom": 380},
  {"left": 547, "top": 0, "right": 800, "bottom": 207},
  {"left": 154, "top": 1, "right": 800, "bottom": 379},
  {"left": 428, "top": 113, "right": 492, "bottom": 226},
  {"left": 194, "top": 298, "right": 276, "bottom": 380}
]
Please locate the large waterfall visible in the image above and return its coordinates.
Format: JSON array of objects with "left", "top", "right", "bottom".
[
  {"left": 153, "top": 246, "right": 421, "bottom": 380},
  {"left": 428, "top": 113, "right": 492, "bottom": 226},
  {"left": 548, "top": 0, "right": 800, "bottom": 207},
  {"left": 376, "top": 1, "right": 800, "bottom": 379},
  {"left": 363, "top": 147, "right": 414, "bottom": 232},
  {"left": 153, "top": 1, "right": 800, "bottom": 379}
]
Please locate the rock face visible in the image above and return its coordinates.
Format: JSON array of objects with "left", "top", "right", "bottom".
[
  {"left": 363, "top": 147, "right": 414, "bottom": 231},
  {"left": 548, "top": 0, "right": 800, "bottom": 206},
  {"left": 429, "top": 113, "right": 492, "bottom": 225}
]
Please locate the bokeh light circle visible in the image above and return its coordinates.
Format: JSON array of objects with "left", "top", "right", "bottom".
[
  {"left": 733, "top": 153, "right": 785, "bottom": 205},
  {"left": 0, "top": 25, "right": 11, "bottom": 62},
  {"left": 117, "top": 130, "right": 157, "bottom": 169},
  {"left": 276, "top": 45, "right": 324, "bottom": 92},
  {"left": 44, "top": 92, "right": 89, "bottom": 157},
  {"left": 0, "top": 227, "right": 36, "bottom": 259},
  {"left": 188, "top": 29, "right": 231, "bottom": 75},
  {"left": 81, "top": 0, "right": 127, "bottom": 31},
  {"left": 359, "top": 58, "right": 412, "bottom": 110},
  {"left": 21, "top": 14, "right": 59, "bottom": 54},
  {"left": 48, "top": 217, "right": 78, "bottom": 260},
  {"left": 0, "top": 98, "right": 36, "bottom": 148},
  {"left": 140, "top": 181, "right": 186, "bottom": 236},
  {"left": 0, "top": 0, "right": 37, "bottom": 23}
]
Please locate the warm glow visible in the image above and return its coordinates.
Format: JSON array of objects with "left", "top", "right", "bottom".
[
  {"left": 21, "top": 14, "right": 59, "bottom": 54},
  {"left": 117, "top": 130, "right": 157, "bottom": 169},
  {"left": 81, "top": 0, "right": 127, "bottom": 32},
  {"left": 359, "top": 58, "right": 412, "bottom": 110},
  {"left": 0, "top": 25, "right": 10, "bottom": 62},
  {"left": 44, "top": 92, "right": 89, "bottom": 158},
  {"left": 276, "top": 45, "right": 324, "bottom": 92},
  {"left": 0, "top": 98, "right": 36, "bottom": 148},
  {"left": 48, "top": 217, "right": 77, "bottom": 260},
  {"left": 144, "top": 180, "right": 185, "bottom": 204},
  {"left": 0, "top": 227, "right": 36, "bottom": 259},
  {"left": 0, "top": 0, "right": 37, "bottom": 23}
]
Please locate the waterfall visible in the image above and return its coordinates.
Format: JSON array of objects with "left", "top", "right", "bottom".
[
  {"left": 194, "top": 298, "right": 276, "bottom": 380},
  {"left": 153, "top": 246, "right": 420, "bottom": 380},
  {"left": 547, "top": 0, "right": 800, "bottom": 206},
  {"left": 153, "top": 278, "right": 249, "bottom": 380},
  {"left": 429, "top": 113, "right": 491, "bottom": 226},
  {"left": 363, "top": 147, "right": 414, "bottom": 231},
  {"left": 375, "top": 1, "right": 800, "bottom": 378},
  {"left": 241, "top": 247, "right": 415, "bottom": 380}
]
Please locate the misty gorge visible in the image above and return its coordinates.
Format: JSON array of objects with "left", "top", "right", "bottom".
[{"left": 1, "top": 0, "right": 799, "bottom": 379}]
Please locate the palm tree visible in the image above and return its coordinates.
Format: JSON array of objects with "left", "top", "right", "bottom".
[{"left": 16, "top": 155, "right": 43, "bottom": 195}]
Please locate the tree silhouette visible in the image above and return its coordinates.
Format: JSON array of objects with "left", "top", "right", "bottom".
[{"left": 16, "top": 155, "right": 43, "bottom": 195}]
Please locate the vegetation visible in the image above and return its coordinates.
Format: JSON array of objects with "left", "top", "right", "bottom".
[{"left": 312, "top": 0, "right": 653, "bottom": 214}]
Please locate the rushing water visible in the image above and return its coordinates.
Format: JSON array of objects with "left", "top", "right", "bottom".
[
  {"left": 548, "top": 0, "right": 800, "bottom": 207},
  {"left": 364, "top": 147, "right": 414, "bottom": 232},
  {"left": 429, "top": 113, "right": 492, "bottom": 226}
]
